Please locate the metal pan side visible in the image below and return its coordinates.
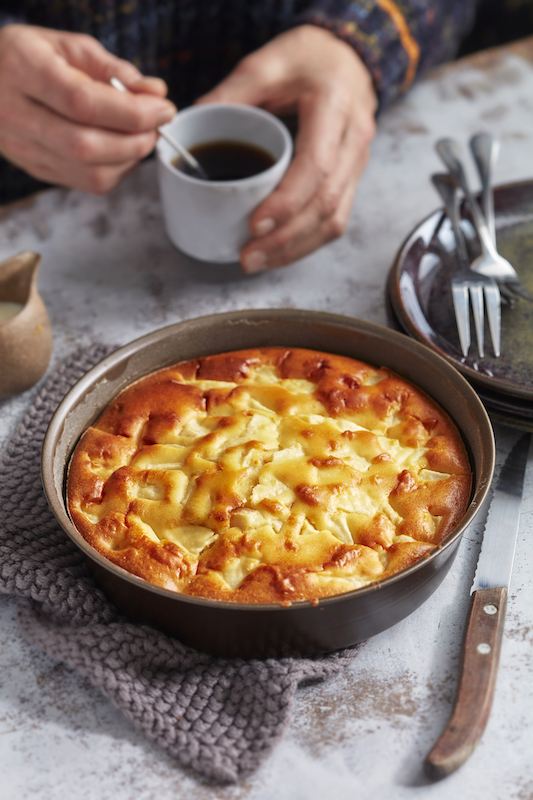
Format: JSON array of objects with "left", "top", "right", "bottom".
[{"left": 42, "top": 309, "right": 495, "bottom": 657}]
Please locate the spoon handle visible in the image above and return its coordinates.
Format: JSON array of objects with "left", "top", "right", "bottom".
[
  {"left": 469, "top": 132, "right": 500, "bottom": 244},
  {"left": 157, "top": 128, "right": 203, "bottom": 173},
  {"left": 110, "top": 77, "right": 207, "bottom": 179}
]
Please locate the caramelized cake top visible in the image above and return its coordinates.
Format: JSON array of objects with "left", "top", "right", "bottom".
[{"left": 67, "top": 347, "right": 471, "bottom": 604}]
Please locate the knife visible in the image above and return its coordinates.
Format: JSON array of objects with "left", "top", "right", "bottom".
[{"left": 424, "top": 432, "right": 531, "bottom": 780}]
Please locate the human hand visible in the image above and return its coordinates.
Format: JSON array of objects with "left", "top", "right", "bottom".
[
  {"left": 0, "top": 24, "right": 176, "bottom": 194},
  {"left": 197, "top": 25, "right": 377, "bottom": 272}
]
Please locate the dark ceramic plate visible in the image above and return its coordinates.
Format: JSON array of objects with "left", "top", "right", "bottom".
[
  {"left": 42, "top": 310, "right": 494, "bottom": 658},
  {"left": 388, "top": 179, "right": 533, "bottom": 421}
]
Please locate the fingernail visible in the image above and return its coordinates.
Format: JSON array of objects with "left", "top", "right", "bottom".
[
  {"left": 243, "top": 251, "right": 267, "bottom": 273},
  {"left": 254, "top": 217, "right": 275, "bottom": 237},
  {"left": 157, "top": 104, "right": 177, "bottom": 125}
]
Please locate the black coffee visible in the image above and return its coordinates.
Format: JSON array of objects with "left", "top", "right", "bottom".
[{"left": 173, "top": 139, "right": 276, "bottom": 181}]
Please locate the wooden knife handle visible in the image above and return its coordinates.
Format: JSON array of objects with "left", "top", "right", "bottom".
[{"left": 424, "top": 586, "right": 507, "bottom": 780}]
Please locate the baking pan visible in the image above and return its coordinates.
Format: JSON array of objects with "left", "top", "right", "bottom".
[{"left": 42, "top": 309, "right": 495, "bottom": 658}]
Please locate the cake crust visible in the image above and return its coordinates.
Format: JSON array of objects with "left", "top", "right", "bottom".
[{"left": 66, "top": 347, "right": 472, "bottom": 604}]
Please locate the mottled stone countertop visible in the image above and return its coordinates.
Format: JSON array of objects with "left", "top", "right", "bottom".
[{"left": 1, "top": 40, "right": 533, "bottom": 800}]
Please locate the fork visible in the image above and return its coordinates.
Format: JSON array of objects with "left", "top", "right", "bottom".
[
  {"left": 436, "top": 137, "right": 533, "bottom": 302},
  {"left": 432, "top": 173, "right": 501, "bottom": 358}
]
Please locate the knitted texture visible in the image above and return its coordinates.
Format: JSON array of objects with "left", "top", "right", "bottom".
[{"left": 0, "top": 344, "right": 359, "bottom": 783}]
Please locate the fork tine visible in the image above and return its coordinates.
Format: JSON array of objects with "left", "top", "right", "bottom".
[
  {"left": 451, "top": 282, "right": 471, "bottom": 357},
  {"left": 432, "top": 169, "right": 502, "bottom": 359},
  {"left": 484, "top": 282, "right": 501, "bottom": 357},
  {"left": 468, "top": 283, "right": 485, "bottom": 358}
]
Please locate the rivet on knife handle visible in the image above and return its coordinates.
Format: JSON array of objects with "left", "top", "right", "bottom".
[{"left": 424, "top": 586, "right": 507, "bottom": 780}]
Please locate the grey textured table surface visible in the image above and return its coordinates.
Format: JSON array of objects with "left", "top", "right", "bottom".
[{"left": 1, "top": 41, "right": 533, "bottom": 800}]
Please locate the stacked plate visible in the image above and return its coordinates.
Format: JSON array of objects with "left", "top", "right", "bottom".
[{"left": 387, "top": 179, "right": 533, "bottom": 431}]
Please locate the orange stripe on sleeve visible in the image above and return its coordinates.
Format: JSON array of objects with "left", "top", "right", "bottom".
[{"left": 376, "top": 0, "right": 420, "bottom": 91}]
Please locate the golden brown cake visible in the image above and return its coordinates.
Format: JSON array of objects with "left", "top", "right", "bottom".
[{"left": 66, "top": 347, "right": 472, "bottom": 604}]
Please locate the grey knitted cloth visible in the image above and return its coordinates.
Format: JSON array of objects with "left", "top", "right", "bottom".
[{"left": 0, "top": 344, "right": 360, "bottom": 784}]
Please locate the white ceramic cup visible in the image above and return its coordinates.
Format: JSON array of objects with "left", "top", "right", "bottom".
[{"left": 156, "top": 103, "right": 293, "bottom": 263}]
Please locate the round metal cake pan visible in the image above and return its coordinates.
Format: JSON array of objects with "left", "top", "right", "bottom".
[{"left": 42, "top": 309, "right": 495, "bottom": 658}]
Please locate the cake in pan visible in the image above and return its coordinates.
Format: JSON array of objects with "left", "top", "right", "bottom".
[{"left": 66, "top": 347, "right": 472, "bottom": 604}]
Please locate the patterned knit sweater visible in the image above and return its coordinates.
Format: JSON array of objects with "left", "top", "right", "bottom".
[{"left": 0, "top": 0, "right": 478, "bottom": 202}]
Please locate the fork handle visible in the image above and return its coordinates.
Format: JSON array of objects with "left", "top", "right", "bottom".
[
  {"left": 436, "top": 139, "right": 497, "bottom": 257},
  {"left": 431, "top": 174, "right": 469, "bottom": 266}
]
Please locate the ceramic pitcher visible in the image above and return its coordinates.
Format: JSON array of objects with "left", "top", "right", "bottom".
[{"left": 0, "top": 251, "right": 53, "bottom": 399}]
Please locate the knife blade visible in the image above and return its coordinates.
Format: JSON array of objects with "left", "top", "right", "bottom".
[{"left": 425, "top": 432, "right": 531, "bottom": 780}]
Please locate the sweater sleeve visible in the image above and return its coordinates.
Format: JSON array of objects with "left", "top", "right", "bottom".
[
  {"left": 0, "top": 15, "right": 25, "bottom": 27},
  {"left": 294, "top": 0, "right": 480, "bottom": 110},
  {"left": 0, "top": 0, "right": 26, "bottom": 26}
]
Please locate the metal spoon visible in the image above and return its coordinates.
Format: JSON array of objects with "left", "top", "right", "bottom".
[
  {"left": 469, "top": 133, "right": 515, "bottom": 307},
  {"left": 110, "top": 77, "right": 208, "bottom": 180}
]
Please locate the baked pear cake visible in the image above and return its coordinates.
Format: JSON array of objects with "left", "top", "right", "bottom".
[{"left": 66, "top": 347, "right": 472, "bottom": 604}]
